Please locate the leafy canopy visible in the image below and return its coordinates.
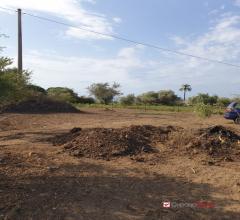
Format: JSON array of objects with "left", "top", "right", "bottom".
[
  {"left": 88, "top": 82, "right": 121, "bottom": 104},
  {"left": 47, "top": 87, "right": 79, "bottom": 103}
]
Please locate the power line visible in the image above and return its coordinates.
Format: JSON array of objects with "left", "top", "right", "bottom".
[
  {"left": 0, "top": 6, "right": 17, "bottom": 12},
  {"left": 1, "top": 6, "right": 240, "bottom": 68},
  {"left": 0, "top": 6, "right": 107, "bottom": 18}
]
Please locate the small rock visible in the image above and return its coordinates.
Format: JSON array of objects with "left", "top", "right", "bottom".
[
  {"left": 47, "top": 166, "right": 59, "bottom": 172},
  {"left": 70, "top": 127, "right": 82, "bottom": 133},
  {"left": 126, "top": 204, "right": 137, "bottom": 212},
  {"left": 224, "top": 157, "right": 234, "bottom": 162},
  {"left": 207, "top": 161, "right": 215, "bottom": 166}
]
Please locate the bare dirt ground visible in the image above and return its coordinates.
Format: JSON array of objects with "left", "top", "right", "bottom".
[{"left": 0, "top": 108, "right": 239, "bottom": 220}]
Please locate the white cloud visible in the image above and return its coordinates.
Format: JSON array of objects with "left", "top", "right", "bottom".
[
  {"left": 113, "top": 17, "right": 122, "bottom": 24},
  {"left": 21, "top": 12, "right": 240, "bottom": 97},
  {"left": 175, "top": 14, "right": 240, "bottom": 63},
  {"left": 23, "top": 46, "right": 146, "bottom": 95},
  {"left": 3, "top": 2, "right": 240, "bottom": 96},
  {"left": 156, "top": 13, "right": 240, "bottom": 96},
  {"left": 0, "top": 0, "right": 120, "bottom": 40},
  {"left": 208, "top": 4, "right": 225, "bottom": 16}
]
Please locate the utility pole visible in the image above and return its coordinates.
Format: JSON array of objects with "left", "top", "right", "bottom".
[{"left": 18, "top": 8, "right": 23, "bottom": 74}]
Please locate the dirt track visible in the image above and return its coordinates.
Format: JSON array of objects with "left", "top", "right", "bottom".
[{"left": 0, "top": 108, "right": 240, "bottom": 220}]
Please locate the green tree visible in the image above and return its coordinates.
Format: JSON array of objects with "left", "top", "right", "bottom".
[
  {"left": 0, "top": 57, "right": 30, "bottom": 105},
  {"left": 189, "top": 93, "right": 218, "bottom": 105},
  {"left": 0, "top": 57, "right": 12, "bottom": 71},
  {"left": 217, "top": 97, "right": 231, "bottom": 107},
  {"left": 179, "top": 84, "right": 192, "bottom": 101},
  {"left": 47, "top": 87, "right": 79, "bottom": 103},
  {"left": 137, "top": 91, "right": 158, "bottom": 105},
  {"left": 158, "top": 90, "right": 180, "bottom": 105},
  {"left": 120, "top": 94, "right": 136, "bottom": 105},
  {"left": 87, "top": 82, "right": 121, "bottom": 104},
  {"left": 26, "top": 84, "right": 47, "bottom": 96},
  {"left": 78, "top": 96, "right": 95, "bottom": 104}
]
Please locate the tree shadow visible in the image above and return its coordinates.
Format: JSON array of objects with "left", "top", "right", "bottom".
[{"left": 0, "top": 160, "right": 239, "bottom": 220}]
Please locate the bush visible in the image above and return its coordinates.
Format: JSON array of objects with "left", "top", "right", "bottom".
[
  {"left": 26, "top": 84, "right": 47, "bottom": 96},
  {"left": 194, "top": 103, "right": 213, "bottom": 118},
  {"left": 217, "top": 97, "right": 231, "bottom": 107},
  {"left": 78, "top": 96, "right": 95, "bottom": 104},
  {"left": 47, "top": 87, "right": 79, "bottom": 103},
  {"left": 120, "top": 94, "right": 136, "bottom": 105},
  {"left": 0, "top": 59, "right": 31, "bottom": 105},
  {"left": 158, "top": 90, "right": 181, "bottom": 105},
  {"left": 87, "top": 82, "right": 121, "bottom": 104},
  {"left": 189, "top": 93, "right": 218, "bottom": 105}
]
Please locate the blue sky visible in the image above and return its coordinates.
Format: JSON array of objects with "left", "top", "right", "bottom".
[{"left": 0, "top": 0, "right": 240, "bottom": 97}]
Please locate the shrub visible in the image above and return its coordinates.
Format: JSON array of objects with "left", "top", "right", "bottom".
[
  {"left": 78, "top": 96, "right": 95, "bottom": 104},
  {"left": 194, "top": 103, "right": 213, "bottom": 118},
  {"left": 189, "top": 93, "right": 218, "bottom": 105},
  {"left": 47, "top": 87, "right": 79, "bottom": 103},
  {"left": 120, "top": 94, "right": 136, "bottom": 105},
  {"left": 88, "top": 82, "right": 121, "bottom": 105}
]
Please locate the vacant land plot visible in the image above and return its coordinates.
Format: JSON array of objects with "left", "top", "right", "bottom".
[{"left": 0, "top": 108, "right": 239, "bottom": 220}]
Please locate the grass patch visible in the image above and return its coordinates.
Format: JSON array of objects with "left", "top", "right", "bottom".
[{"left": 75, "top": 103, "right": 226, "bottom": 115}]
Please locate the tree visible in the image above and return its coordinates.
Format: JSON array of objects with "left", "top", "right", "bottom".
[
  {"left": 120, "top": 94, "right": 136, "bottom": 105},
  {"left": 217, "top": 97, "right": 231, "bottom": 107},
  {"left": 179, "top": 84, "right": 192, "bottom": 101},
  {"left": 26, "top": 84, "right": 47, "bottom": 96},
  {"left": 78, "top": 96, "right": 95, "bottom": 104},
  {"left": 87, "top": 82, "right": 121, "bottom": 104},
  {"left": 158, "top": 90, "right": 180, "bottom": 105},
  {"left": 0, "top": 57, "right": 12, "bottom": 72},
  {"left": 189, "top": 93, "right": 218, "bottom": 105},
  {"left": 0, "top": 56, "right": 31, "bottom": 105},
  {"left": 137, "top": 91, "right": 158, "bottom": 105},
  {"left": 47, "top": 87, "right": 79, "bottom": 103},
  {"left": 0, "top": 36, "right": 32, "bottom": 105}
]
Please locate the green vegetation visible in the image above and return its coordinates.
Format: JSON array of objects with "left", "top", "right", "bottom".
[
  {"left": 0, "top": 40, "right": 234, "bottom": 116},
  {"left": 27, "top": 84, "right": 47, "bottom": 96},
  {"left": 47, "top": 87, "right": 79, "bottom": 103},
  {"left": 194, "top": 103, "right": 213, "bottom": 118},
  {"left": 87, "top": 82, "right": 121, "bottom": 104},
  {"left": 0, "top": 56, "right": 31, "bottom": 106},
  {"left": 179, "top": 84, "right": 192, "bottom": 101},
  {"left": 76, "top": 103, "right": 193, "bottom": 112},
  {"left": 119, "top": 94, "right": 136, "bottom": 105},
  {"left": 188, "top": 93, "right": 231, "bottom": 107},
  {"left": 119, "top": 90, "right": 181, "bottom": 106}
]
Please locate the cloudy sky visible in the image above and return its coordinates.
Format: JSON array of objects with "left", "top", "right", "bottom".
[{"left": 0, "top": 0, "right": 240, "bottom": 97}]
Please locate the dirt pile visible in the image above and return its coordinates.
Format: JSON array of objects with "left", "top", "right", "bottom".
[
  {"left": 1, "top": 97, "right": 80, "bottom": 114},
  {"left": 53, "top": 125, "right": 240, "bottom": 161},
  {"left": 53, "top": 125, "right": 176, "bottom": 160},
  {"left": 169, "top": 125, "right": 240, "bottom": 160}
]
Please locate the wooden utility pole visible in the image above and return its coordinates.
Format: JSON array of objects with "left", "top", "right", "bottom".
[{"left": 18, "top": 8, "right": 23, "bottom": 74}]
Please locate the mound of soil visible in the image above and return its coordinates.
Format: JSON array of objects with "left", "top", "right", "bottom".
[
  {"left": 53, "top": 125, "right": 176, "bottom": 160},
  {"left": 169, "top": 125, "right": 240, "bottom": 160},
  {"left": 1, "top": 98, "right": 80, "bottom": 114},
  {"left": 53, "top": 125, "right": 240, "bottom": 161}
]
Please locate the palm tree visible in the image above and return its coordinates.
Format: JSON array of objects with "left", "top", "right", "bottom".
[{"left": 179, "top": 84, "right": 192, "bottom": 101}]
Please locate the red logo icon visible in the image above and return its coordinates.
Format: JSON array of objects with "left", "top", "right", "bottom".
[{"left": 163, "top": 202, "right": 171, "bottom": 208}]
